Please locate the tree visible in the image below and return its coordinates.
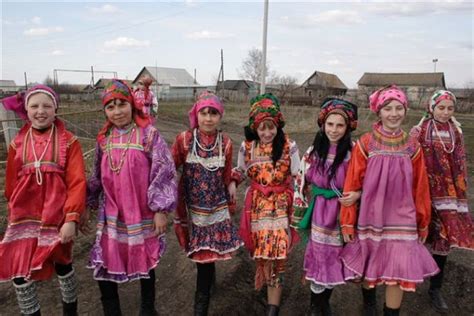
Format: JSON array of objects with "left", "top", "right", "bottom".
[
  {"left": 269, "top": 74, "right": 299, "bottom": 103},
  {"left": 238, "top": 48, "right": 270, "bottom": 83},
  {"left": 43, "top": 75, "right": 54, "bottom": 87}
]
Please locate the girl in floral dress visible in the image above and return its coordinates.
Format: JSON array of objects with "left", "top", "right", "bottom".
[
  {"left": 231, "top": 93, "right": 299, "bottom": 316},
  {"left": 340, "top": 85, "right": 439, "bottom": 316},
  {"left": 172, "top": 91, "right": 242, "bottom": 316},
  {"left": 292, "top": 98, "right": 359, "bottom": 316},
  {"left": 411, "top": 90, "right": 474, "bottom": 313},
  {"left": 87, "top": 79, "right": 177, "bottom": 315},
  {"left": 1, "top": 85, "right": 86, "bottom": 315}
]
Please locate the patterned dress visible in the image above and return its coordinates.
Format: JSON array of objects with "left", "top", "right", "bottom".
[
  {"left": 87, "top": 124, "right": 177, "bottom": 282},
  {"left": 232, "top": 136, "right": 299, "bottom": 289},
  {"left": 411, "top": 119, "right": 473, "bottom": 255},
  {"left": 340, "top": 122, "right": 439, "bottom": 291},
  {"left": 172, "top": 129, "right": 242, "bottom": 263},
  {"left": 293, "top": 145, "right": 350, "bottom": 293},
  {"left": 0, "top": 119, "right": 86, "bottom": 281}
]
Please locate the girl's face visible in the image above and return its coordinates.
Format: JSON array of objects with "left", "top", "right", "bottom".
[
  {"left": 378, "top": 100, "right": 406, "bottom": 132},
  {"left": 432, "top": 99, "right": 455, "bottom": 123},
  {"left": 27, "top": 93, "right": 56, "bottom": 129},
  {"left": 324, "top": 113, "right": 348, "bottom": 145},
  {"left": 197, "top": 107, "right": 221, "bottom": 133},
  {"left": 104, "top": 99, "right": 133, "bottom": 129},
  {"left": 137, "top": 80, "right": 145, "bottom": 91},
  {"left": 256, "top": 119, "right": 277, "bottom": 144}
]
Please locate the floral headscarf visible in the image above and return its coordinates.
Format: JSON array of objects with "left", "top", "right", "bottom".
[
  {"left": 248, "top": 93, "right": 285, "bottom": 130},
  {"left": 318, "top": 97, "right": 358, "bottom": 131}
]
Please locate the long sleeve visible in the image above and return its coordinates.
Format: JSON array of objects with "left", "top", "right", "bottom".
[
  {"left": 411, "top": 147, "right": 432, "bottom": 238},
  {"left": 230, "top": 141, "right": 247, "bottom": 185},
  {"left": 86, "top": 143, "right": 103, "bottom": 210},
  {"left": 291, "top": 146, "right": 312, "bottom": 227},
  {"left": 5, "top": 143, "right": 18, "bottom": 202},
  {"left": 223, "top": 138, "right": 233, "bottom": 186},
  {"left": 63, "top": 139, "right": 87, "bottom": 223},
  {"left": 147, "top": 129, "right": 177, "bottom": 213},
  {"left": 340, "top": 138, "right": 368, "bottom": 235},
  {"left": 289, "top": 140, "right": 301, "bottom": 176},
  {"left": 171, "top": 131, "right": 187, "bottom": 170}
]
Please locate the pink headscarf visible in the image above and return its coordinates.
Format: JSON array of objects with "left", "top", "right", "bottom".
[
  {"left": 369, "top": 85, "right": 408, "bottom": 113},
  {"left": 188, "top": 91, "right": 224, "bottom": 129},
  {"left": 1, "top": 84, "right": 59, "bottom": 120}
]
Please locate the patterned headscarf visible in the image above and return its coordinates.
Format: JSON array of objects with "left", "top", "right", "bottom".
[
  {"left": 188, "top": 91, "right": 224, "bottom": 129},
  {"left": 369, "top": 84, "right": 408, "bottom": 113},
  {"left": 1, "top": 84, "right": 59, "bottom": 121},
  {"left": 248, "top": 93, "right": 285, "bottom": 130},
  {"left": 318, "top": 97, "right": 358, "bottom": 131},
  {"left": 97, "top": 79, "right": 150, "bottom": 141},
  {"left": 429, "top": 89, "right": 456, "bottom": 113}
]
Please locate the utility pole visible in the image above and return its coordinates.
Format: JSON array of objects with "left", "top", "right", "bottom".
[
  {"left": 91, "top": 66, "right": 95, "bottom": 86},
  {"left": 260, "top": 0, "right": 269, "bottom": 94},
  {"left": 217, "top": 49, "right": 225, "bottom": 93},
  {"left": 24, "top": 72, "right": 28, "bottom": 89},
  {"left": 432, "top": 58, "right": 438, "bottom": 72}
]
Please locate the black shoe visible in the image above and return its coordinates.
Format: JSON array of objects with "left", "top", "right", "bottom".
[
  {"left": 101, "top": 298, "right": 122, "bottom": 316},
  {"left": 361, "top": 288, "right": 377, "bottom": 316},
  {"left": 429, "top": 288, "right": 449, "bottom": 314},
  {"left": 62, "top": 300, "right": 78, "bottom": 316},
  {"left": 194, "top": 291, "right": 210, "bottom": 316},
  {"left": 266, "top": 304, "right": 279, "bottom": 316},
  {"left": 383, "top": 305, "right": 399, "bottom": 316}
]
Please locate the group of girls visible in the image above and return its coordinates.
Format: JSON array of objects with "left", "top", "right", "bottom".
[{"left": 0, "top": 80, "right": 472, "bottom": 316}]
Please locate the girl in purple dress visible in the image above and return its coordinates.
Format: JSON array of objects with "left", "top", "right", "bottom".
[
  {"left": 340, "top": 85, "right": 439, "bottom": 316},
  {"left": 292, "top": 98, "right": 359, "bottom": 315},
  {"left": 87, "top": 79, "right": 177, "bottom": 315}
]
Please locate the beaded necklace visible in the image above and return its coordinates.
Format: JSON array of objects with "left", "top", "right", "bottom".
[
  {"left": 28, "top": 124, "right": 55, "bottom": 185},
  {"left": 190, "top": 128, "right": 223, "bottom": 172},
  {"left": 431, "top": 119, "right": 455, "bottom": 154},
  {"left": 106, "top": 124, "right": 135, "bottom": 174}
]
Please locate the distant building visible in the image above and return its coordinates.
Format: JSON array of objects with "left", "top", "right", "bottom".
[
  {"left": 216, "top": 80, "right": 259, "bottom": 102},
  {"left": 133, "top": 67, "right": 204, "bottom": 101},
  {"left": 357, "top": 72, "right": 446, "bottom": 109},
  {"left": 301, "top": 71, "right": 348, "bottom": 105},
  {"left": 93, "top": 78, "right": 133, "bottom": 90},
  {"left": 0, "top": 80, "right": 19, "bottom": 95}
]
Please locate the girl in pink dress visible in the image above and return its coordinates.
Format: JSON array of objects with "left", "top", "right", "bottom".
[
  {"left": 87, "top": 79, "right": 177, "bottom": 315},
  {"left": 1, "top": 85, "right": 86, "bottom": 315}
]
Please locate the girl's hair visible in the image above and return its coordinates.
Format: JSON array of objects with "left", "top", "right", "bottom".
[
  {"left": 244, "top": 125, "right": 285, "bottom": 164},
  {"left": 309, "top": 127, "right": 352, "bottom": 181},
  {"left": 199, "top": 107, "right": 220, "bottom": 115}
]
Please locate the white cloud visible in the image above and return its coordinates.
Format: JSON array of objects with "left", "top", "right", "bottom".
[
  {"left": 51, "top": 50, "right": 64, "bottom": 56},
  {"left": 24, "top": 27, "right": 64, "bottom": 36},
  {"left": 31, "top": 16, "right": 41, "bottom": 25},
  {"left": 103, "top": 37, "right": 150, "bottom": 52},
  {"left": 88, "top": 4, "right": 120, "bottom": 14},
  {"left": 367, "top": 2, "right": 472, "bottom": 17},
  {"left": 186, "top": 30, "right": 235, "bottom": 40},
  {"left": 282, "top": 10, "right": 362, "bottom": 28},
  {"left": 327, "top": 59, "right": 341, "bottom": 65}
]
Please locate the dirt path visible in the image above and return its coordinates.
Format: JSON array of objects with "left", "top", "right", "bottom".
[{"left": 1, "top": 113, "right": 473, "bottom": 316}]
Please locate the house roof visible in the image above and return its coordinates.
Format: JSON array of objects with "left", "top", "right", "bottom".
[
  {"left": 357, "top": 72, "right": 446, "bottom": 87},
  {"left": 220, "top": 80, "right": 259, "bottom": 90},
  {"left": 302, "top": 71, "right": 347, "bottom": 90},
  {"left": 134, "top": 67, "right": 199, "bottom": 87},
  {"left": 0, "top": 80, "right": 17, "bottom": 88}
]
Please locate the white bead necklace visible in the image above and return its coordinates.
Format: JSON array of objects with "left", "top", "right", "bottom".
[
  {"left": 431, "top": 120, "right": 455, "bottom": 154},
  {"left": 191, "top": 128, "right": 223, "bottom": 172},
  {"left": 28, "top": 124, "right": 55, "bottom": 185}
]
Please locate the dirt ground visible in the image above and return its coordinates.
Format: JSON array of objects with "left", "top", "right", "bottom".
[{"left": 1, "top": 108, "right": 474, "bottom": 316}]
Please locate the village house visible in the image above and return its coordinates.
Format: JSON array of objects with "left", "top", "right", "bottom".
[
  {"left": 357, "top": 72, "right": 446, "bottom": 109},
  {"left": 301, "top": 71, "right": 348, "bottom": 105}
]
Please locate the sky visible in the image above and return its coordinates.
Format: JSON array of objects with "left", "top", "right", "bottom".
[{"left": 1, "top": 0, "right": 473, "bottom": 89}]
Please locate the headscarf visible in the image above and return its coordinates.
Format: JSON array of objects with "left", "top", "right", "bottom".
[
  {"left": 188, "top": 91, "right": 224, "bottom": 129},
  {"left": 318, "top": 97, "right": 358, "bottom": 131},
  {"left": 248, "top": 93, "right": 285, "bottom": 130},
  {"left": 369, "top": 84, "right": 408, "bottom": 113},
  {"left": 1, "top": 84, "right": 59, "bottom": 121},
  {"left": 429, "top": 89, "right": 456, "bottom": 113},
  {"left": 97, "top": 79, "right": 151, "bottom": 142}
]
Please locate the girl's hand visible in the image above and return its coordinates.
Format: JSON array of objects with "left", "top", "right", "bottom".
[
  {"left": 153, "top": 212, "right": 168, "bottom": 236},
  {"left": 59, "top": 222, "right": 76, "bottom": 244},
  {"left": 419, "top": 234, "right": 427, "bottom": 243},
  {"left": 339, "top": 191, "right": 361, "bottom": 206},
  {"left": 342, "top": 233, "right": 354, "bottom": 243},
  {"left": 228, "top": 181, "right": 237, "bottom": 204}
]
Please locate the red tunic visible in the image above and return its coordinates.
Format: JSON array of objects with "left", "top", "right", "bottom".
[{"left": 0, "top": 119, "right": 86, "bottom": 281}]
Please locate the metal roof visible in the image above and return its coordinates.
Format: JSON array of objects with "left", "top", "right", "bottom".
[
  {"left": 135, "top": 67, "right": 199, "bottom": 87},
  {"left": 357, "top": 72, "right": 446, "bottom": 87}
]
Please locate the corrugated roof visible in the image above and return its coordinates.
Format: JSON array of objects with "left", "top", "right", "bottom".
[
  {"left": 302, "top": 71, "right": 347, "bottom": 90},
  {"left": 136, "top": 67, "right": 199, "bottom": 87},
  {"left": 357, "top": 72, "right": 445, "bottom": 87}
]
